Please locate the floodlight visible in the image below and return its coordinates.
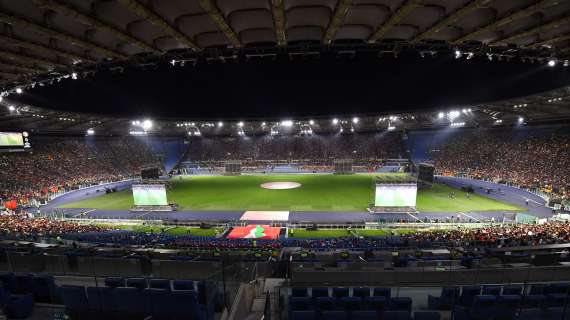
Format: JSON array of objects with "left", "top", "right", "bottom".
[
  {"left": 15, "top": 88, "right": 22, "bottom": 94},
  {"left": 86, "top": 128, "right": 95, "bottom": 135},
  {"left": 261, "top": 122, "right": 266, "bottom": 126},
  {"left": 518, "top": 117, "right": 524, "bottom": 123},
  {"left": 281, "top": 120, "right": 293, "bottom": 127},
  {"left": 8, "top": 105, "right": 15, "bottom": 111},
  {"left": 332, "top": 118, "right": 338, "bottom": 125},
  {"left": 352, "top": 117, "right": 359, "bottom": 124},
  {"left": 548, "top": 59, "right": 556, "bottom": 67},
  {"left": 454, "top": 50, "right": 462, "bottom": 59},
  {"left": 0, "top": 96, "right": 3, "bottom": 102},
  {"left": 339, "top": 128, "right": 343, "bottom": 133},
  {"left": 142, "top": 119, "right": 153, "bottom": 130},
  {"left": 71, "top": 72, "right": 78, "bottom": 80},
  {"left": 350, "top": 127, "right": 354, "bottom": 132},
  {"left": 217, "top": 121, "right": 223, "bottom": 127},
  {"left": 309, "top": 120, "right": 314, "bottom": 125},
  {"left": 238, "top": 121, "right": 244, "bottom": 127}
]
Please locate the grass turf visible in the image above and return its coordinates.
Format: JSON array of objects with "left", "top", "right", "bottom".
[{"left": 60, "top": 174, "right": 523, "bottom": 212}]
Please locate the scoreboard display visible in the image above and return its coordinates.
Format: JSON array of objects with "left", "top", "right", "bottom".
[{"left": 0, "top": 132, "right": 31, "bottom": 152}]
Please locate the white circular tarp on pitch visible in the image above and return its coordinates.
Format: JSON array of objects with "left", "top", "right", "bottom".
[{"left": 260, "top": 182, "right": 302, "bottom": 190}]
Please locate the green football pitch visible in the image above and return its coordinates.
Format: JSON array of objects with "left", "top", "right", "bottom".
[{"left": 60, "top": 174, "right": 523, "bottom": 212}]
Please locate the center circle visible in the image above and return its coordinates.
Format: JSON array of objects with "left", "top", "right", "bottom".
[{"left": 260, "top": 182, "right": 302, "bottom": 190}]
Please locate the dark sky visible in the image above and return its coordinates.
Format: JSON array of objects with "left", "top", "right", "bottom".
[{"left": 13, "top": 53, "right": 570, "bottom": 119}]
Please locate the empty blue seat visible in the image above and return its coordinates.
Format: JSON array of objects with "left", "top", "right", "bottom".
[
  {"left": 522, "top": 293, "right": 547, "bottom": 308},
  {"left": 1, "top": 290, "right": 34, "bottom": 319},
  {"left": 373, "top": 287, "right": 391, "bottom": 299},
  {"left": 147, "top": 288, "right": 205, "bottom": 320},
  {"left": 60, "top": 285, "right": 88, "bottom": 317},
  {"left": 389, "top": 297, "right": 412, "bottom": 312},
  {"left": 459, "top": 286, "right": 481, "bottom": 306},
  {"left": 384, "top": 311, "right": 412, "bottom": 320},
  {"left": 340, "top": 296, "right": 361, "bottom": 311},
  {"left": 312, "top": 287, "right": 329, "bottom": 298},
  {"left": 495, "top": 295, "right": 521, "bottom": 320},
  {"left": 529, "top": 284, "right": 546, "bottom": 295},
  {"left": 172, "top": 279, "right": 195, "bottom": 291},
  {"left": 149, "top": 278, "right": 171, "bottom": 291},
  {"left": 546, "top": 293, "right": 570, "bottom": 307},
  {"left": 470, "top": 295, "right": 496, "bottom": 320},
  {"left": 332, "top": 287, "right": 349, "bottom": 298},
  {"left": 502, "top": 285, "right": 523, "bottom": 296},
  {"left": 104, "top": 277, "right": 124, "bottom": 288},
  {"left": 290, "top": 297, "right": 312, "bottom": 311},
  {"left": 292, "top": 287, "right": 308, "bottom": 297},
  {"left": 316, "top": 296, "right": 335, "bottom": 311},
  {"left": 546, "top": 283, "right": 570, "bottom": 294},
  {"left": 114, "top": 287, "right": 149, "bottom": 318},
  {"left": 321, "top": 310, "right": 348, "bottom": 320},
  {"left": 291, "top": 310, "right": 316, "bottom": 320},
  {"left": 351, "top": 310, "right": 378, "bottom": 320},
  {"left": 15, "top": 274, "right": 33, "bottom": 295},
  {"left": 30, "top": 275, "right": 58, "bottom": 303},
  {"left": 364, "top": 296, "right": 387, "bottom": 311},
  {"left": 125, "top": 278, "right": 147, "bottom": 290},
  {"left": 353, "top": 287, "right": 371, "bottom": 298},
  {"left": 414, "top": 311, "right": 441, "bottom": 320},
  {"left": 482, "top": 286, "right": 501, "bottom": 296},
  {"left": 0, "top": 273, "right": 18, "bottom": 293},
  {"left": 86, "top": 287, "right": 104, "bottom": 314},
  {"left": 428, "top": 286, "right": 459, "bottom": 310}
]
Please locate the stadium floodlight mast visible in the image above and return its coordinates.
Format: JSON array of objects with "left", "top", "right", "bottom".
[
  {"left": 548, "top": 59, "right": 556, "bottom": 67},
  {"left": 15, "top": 88, "right": 23, "bottom": 94}
]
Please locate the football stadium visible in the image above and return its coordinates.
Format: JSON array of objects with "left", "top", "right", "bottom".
[{"left": 0, "top": 0, "right": 570, "bottom": 319}]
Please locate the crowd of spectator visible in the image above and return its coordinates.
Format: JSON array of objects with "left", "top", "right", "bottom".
[
  {"left": 0, "top": 215, "right": 110, "bottom": 237},
  {"left": 184, "top": 132, "right": 404, "bottom": 162},
  {"left": 432, "top": 130, "right": 570, "bottom": 200},
  {"left": 0, "top": 137, "right": 159, "bottom": 205}
]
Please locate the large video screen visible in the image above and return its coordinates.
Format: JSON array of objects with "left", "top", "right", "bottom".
[
  {"left": 374, "top": 184, "right": 417, "bottom": 207},
  {"left": 132, "top": 184, "right": 168, "bottom": 206},
  {"left": 0, "top": 132, "right": 24, "bottom": 147}
]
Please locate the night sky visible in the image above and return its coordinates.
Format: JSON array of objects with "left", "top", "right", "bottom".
[{"left": 13, "top": 53, "right": 570, "bottom": 119}]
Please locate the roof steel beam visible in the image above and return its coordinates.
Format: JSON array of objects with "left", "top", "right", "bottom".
[
  {"left": 0, "top": 11, "right": 127, "bottom": 59},
  {"left": 412, "top": 0, "right": 492, "bottom": 42},
  {"left": 323, "top": 0, "right": 354, "bottom": 44},
  {"left": 0, "top": 34, "right": 95, "bottom": 63},
  {"left": 32, "top": 0, "right": 163, "bottom": 55},
  {"left": 0, "top": 61, "right": 43, "bottom": 74},
  {"left": 116, "top": 0, "right": 200, "bottom": 51},
  {"left": 452, "top": 0, "right": 560, "bottom": 44},
  {"left": 0, "top": 48, "right": 67, "bottom": 69},
  {"left": 271, "top": 0, "right": 286, "bottom": 46},
  {"left": 198, "top": 0, "right": 241, "bottom": 48},
  {"left": 491, "top": 15, "right": 570, "bottom": 46},
  {"left": 369, "top": 0, "right": 423, "bottom": 43},
  {"left": 530, "top": 33, "right": 570, "bottom": 48}
]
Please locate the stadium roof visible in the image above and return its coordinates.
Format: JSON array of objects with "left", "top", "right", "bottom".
[
  {"left": 1, "top": 85, "right": 569, "bottom": 135},
  {"left": 0, "top": 0, "right": 569, "bottom": 92}
]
